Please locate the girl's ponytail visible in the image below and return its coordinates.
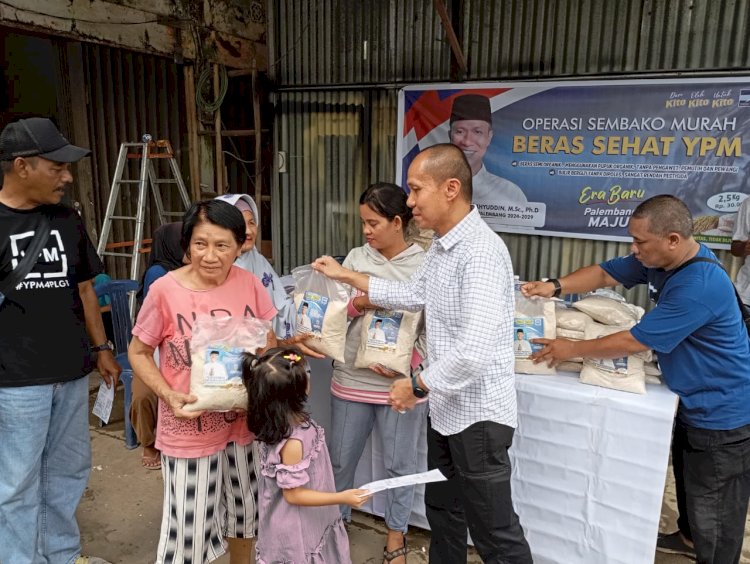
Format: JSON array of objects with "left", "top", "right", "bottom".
[{"left": 242, "top": 347, "right": 310, "bottom": 445}]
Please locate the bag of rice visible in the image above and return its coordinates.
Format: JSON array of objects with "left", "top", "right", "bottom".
[
  {"left": 551, "top": 326, "right": 584, "bottom": 362},
  {"left": 634, "top": 348, "right": 654, "bottom": 363},
  {"left": 292, "top": 265, "right": 349, "bottom": 362},
  {"left": 185, "top": 315, "right": 271, "bottom": 412},
  {"left": 557, "top": 361, "right": 583, "bottom": 373},
  {"left": 572, "top": 295, "right": 644, "bottom": 327},
  {"left": 555, "top": 306, "right": 593, "bottom": 332},
  {"left": 556, "top": 327, "right": 585, "bottom": 340},
  {"left": 645, "top": 372, "right": 662, "bottom": 385},
  {"left": 579, "top": 323, "right": 646, "bottom": 394},
  {"left": 353, "top": 308, "right": 423, "bottom": 377},
  {"left": 514, "top": 289, "right": 556, "bottom": 375},
  {"left": 643, "top": 361, "right": 662, "bottom": 387}
]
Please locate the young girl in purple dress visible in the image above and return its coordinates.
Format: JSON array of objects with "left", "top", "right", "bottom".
[{"left": 243, "top": 348, "right": 371, "bottom": 563}]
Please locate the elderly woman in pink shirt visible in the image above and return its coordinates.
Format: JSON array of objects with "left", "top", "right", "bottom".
[{"left": 129, "top": 199, "right": 276, "bottom": 564}]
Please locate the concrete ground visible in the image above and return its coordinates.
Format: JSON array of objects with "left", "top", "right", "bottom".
[{"left": 79, "top": 379, "right": 749, "bottom": 563}]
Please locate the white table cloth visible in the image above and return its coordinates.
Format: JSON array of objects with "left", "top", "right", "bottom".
[{"left": 307, "top": 359, "right": 678, "bottom": 564}]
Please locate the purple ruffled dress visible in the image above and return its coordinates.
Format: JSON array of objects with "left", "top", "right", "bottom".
[{"left": 256, "top": 419, "right": 351, "bottom": 563}]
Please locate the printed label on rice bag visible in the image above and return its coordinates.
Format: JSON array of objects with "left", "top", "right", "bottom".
[
  {"left": 592, "top": 335, "right": 628, "bottom": 373},
  {"left": 514, "top": 316, "right": 543, "bottom": 357},
  {"left": 366, "top": 310, "right": 403, "bottom": 352},
  {"left": 203, "top": 345, "right": 244, "bottom": 387},
  {"left": 592, "top": 356, "right": 628, "bottom": 374},
  {"left": 296, "top": 291, "right": 328, "bottom": 335}
]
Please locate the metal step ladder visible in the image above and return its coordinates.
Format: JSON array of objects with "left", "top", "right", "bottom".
[{"left": 97, "top": 137, "right": 191, "bottom": 314}]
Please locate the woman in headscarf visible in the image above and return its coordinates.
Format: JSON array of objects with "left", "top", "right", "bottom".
[
  {"left": 133, "top": 222, "right": 185, "bottom": 469},
  {"left": 214, "top": 194, "right": 297, "bottom": 339},
  {"left": 141, "top": 222, "right": 185, "bottom": 297}
]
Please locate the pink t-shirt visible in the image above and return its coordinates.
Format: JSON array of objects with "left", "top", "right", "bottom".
[{"left": 132, "top": 266, "right": 277, "bottom": 458}]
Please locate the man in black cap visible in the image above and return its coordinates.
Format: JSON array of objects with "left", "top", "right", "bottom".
[
  {"left": 0, "top": 117, "right": 120, "bottom": 564},
  {"left": 449, "top": 93, "right": 527, "bottom": 210}
]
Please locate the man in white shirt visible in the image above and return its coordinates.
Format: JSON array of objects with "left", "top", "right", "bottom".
[
  {"left": 313, "top": 144, "right": 532, "bottom": 563},
  {"left": 296, "top": 302, "right": 313, "bottom": 333},
  {"left": 449, "top": 93, "right": 527, "bottom": 208},
  {"left": 203, "top": 351, "right": 229, "bottom": 384},
  {"left": 731, "top": 197, "right": 750, "bottom": 305},
  {"left": 514, "top": 329, "right": 533, "bottom": 355},
  {"left": 368, "top": 318, "right": 387, "bottom": 344}
]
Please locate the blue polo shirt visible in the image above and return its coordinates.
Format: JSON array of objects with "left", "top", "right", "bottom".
[{"left": 601, "top": 245, "right": 750, "bottom": 430}]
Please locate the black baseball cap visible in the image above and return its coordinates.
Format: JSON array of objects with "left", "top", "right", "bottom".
[{"left": 0, "top": 117, "right": 91, "bottom": 163}]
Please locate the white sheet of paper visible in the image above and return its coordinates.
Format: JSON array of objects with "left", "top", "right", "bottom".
[
  {"left": 92, "top": 380, "right": 115, "bottom": 424},
  {"left": 357, "top": 469, "right": 447, "bottom": 496}
]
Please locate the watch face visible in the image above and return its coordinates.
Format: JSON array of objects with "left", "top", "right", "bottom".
[{"left": 412, "top": 376, "right": 427, "bottom": 398}]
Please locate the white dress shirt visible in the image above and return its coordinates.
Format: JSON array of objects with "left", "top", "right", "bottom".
[
  {"left": 472, "top": 165, "right": 527, "bottom": 206},
  {"left": 369, "top": 207, "right": 517, "bottom": 435},
  {"left": 514, "top": 339, "right": 533, "bottom": 355}
]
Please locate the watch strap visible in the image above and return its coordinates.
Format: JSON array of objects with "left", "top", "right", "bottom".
[
  {"left": 91, "top": 340, "right": 114, "bottom": 353},
  {"left": 411, "top": 374, "right": 428, "bottom": 398},
  {"left": 548, "top": 278, "right": 562, "bottom": 298}
]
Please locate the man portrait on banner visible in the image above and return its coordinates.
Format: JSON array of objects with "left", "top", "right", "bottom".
[{"left": 449, "top": 93, "right": 527, "bottom": 210}]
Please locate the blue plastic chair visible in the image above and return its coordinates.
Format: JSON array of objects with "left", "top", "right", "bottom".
[{"left": 94, "top": 278, "right": 139, "bottom": 449}]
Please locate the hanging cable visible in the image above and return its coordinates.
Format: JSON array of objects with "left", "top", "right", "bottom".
[{"left": 196, "top": 63, "right": 228, "bottom": 114}]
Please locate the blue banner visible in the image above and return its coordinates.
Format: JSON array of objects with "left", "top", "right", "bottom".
[{"left": 397, "top": 79, "right": 750, "bottom": 248}]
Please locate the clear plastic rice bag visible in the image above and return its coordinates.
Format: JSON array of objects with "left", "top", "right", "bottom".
[
  {"left": 292, "top": 265, "right": 349, "bottom": 362},
  {"left": 354, "top": 308, "right": 423, "bottom": 377},
  {"left": 514, "top": 287, "right": 557, "bottom": 375},
  {"left": 186, "top": 314, "right": 271, "bottom": 412}
]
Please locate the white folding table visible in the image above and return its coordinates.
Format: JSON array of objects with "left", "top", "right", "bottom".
[{"left": 307, "top": 359, "right": 678, "bottom": 564}]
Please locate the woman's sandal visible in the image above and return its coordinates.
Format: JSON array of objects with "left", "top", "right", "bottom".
[
  {"left": 141, "top": 452, "right": 161, "bottom": 470},
  {"left": 383, "top": 535, "right": 407, "bottom": 563}
]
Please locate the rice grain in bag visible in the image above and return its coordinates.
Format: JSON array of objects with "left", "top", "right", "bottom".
[
  {"left": 185, "top": 315, "right": 271, "bottom": 412},
  {"left": 555, "top": 306, "right": 593, "bottom": 332},
  {"left": 572, "top": 295, "right": 643, "bottom": 327},
  {"left": 514, "top": 290, "right": 556, "bottom": 375},
  {"left": 292, "top": 265, "right": 349, "bottom": 362},
  {"left": 579, "top": 323, "right": 646, "bottom": 394},
  {"left": 354, "top": 308, "right": 422, "bottom": 376}
]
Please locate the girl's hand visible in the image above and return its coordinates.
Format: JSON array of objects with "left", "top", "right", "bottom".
[
  {"left": 164, "top": 390, "right": 204, "bottom": 419},
  {"left": 340, "top": 489, "right": 372, "bottom": 508}
]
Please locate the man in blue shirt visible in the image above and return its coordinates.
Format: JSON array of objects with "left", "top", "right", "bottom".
[{"left": 522, "top": 195, "right": 750, "bottom": 564}]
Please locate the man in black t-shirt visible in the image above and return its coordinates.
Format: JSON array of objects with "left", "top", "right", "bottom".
[{"left": 0, "top": 118, "right": 121, "bottom": 564}]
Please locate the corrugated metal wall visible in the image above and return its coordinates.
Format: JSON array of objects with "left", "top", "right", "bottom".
[
  {"left": 83, "top": 44, "right": 189, "bottom": 278},
  {"left": 272, "top": 0, "right": 749, "bottom": 305},
  {"left": 275, "top": 0, "right": 451, "bottom": 85},
  {"left": 461, "top": 0, "right": 750, "bottom": 77},
  {"left": 275, "top": 89, "right": 397, "bottom": 267}
]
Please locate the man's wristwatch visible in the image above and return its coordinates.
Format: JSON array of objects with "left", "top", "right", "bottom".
[
  {"left": 547, "top": 278, "right": 563, "bottom": 298},
  {"left": 91, "top": 340, "right": 115, "bottom": 353},
  {"left": 411, "top": 374, "right": 428, "bottom": 398}
]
